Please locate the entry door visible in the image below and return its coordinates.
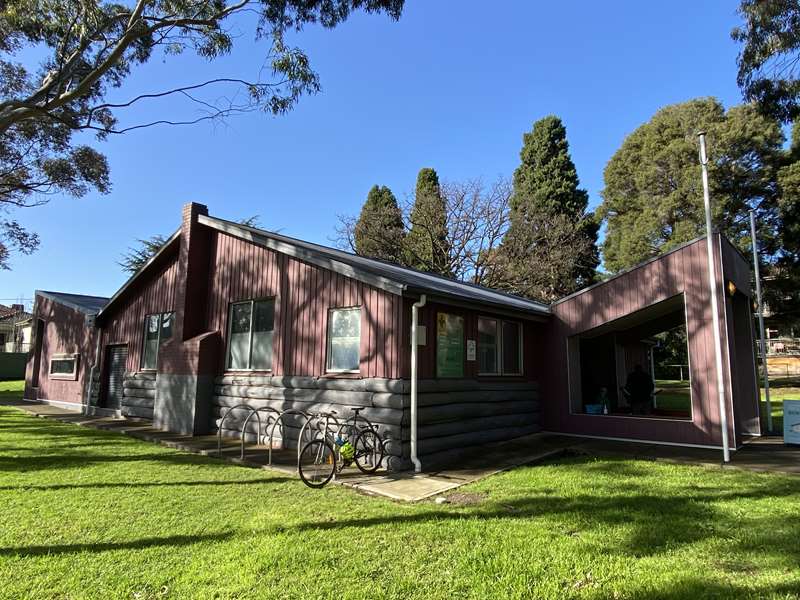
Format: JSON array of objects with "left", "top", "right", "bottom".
[{"left": 104, "top": 345, "right": 128, "bottom": 409}]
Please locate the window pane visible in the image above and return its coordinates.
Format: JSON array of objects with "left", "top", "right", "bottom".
[
  {"left": 250, "top": 300, "right": 275, "bottom": 370},
  {"left": 502, "top": 321, "right": 521, "bottom": 374},
  {"left": 145, "top": 314, "right": 160, "bottom": 340},
  {"left": 160, "top": 312, "right": 174, "bottom": 341},
  {"left": 478, "top": 318, "right": 498, "bottom": 374},
  {"left": 253, "top": 300, "right": 274, "bottom": 333},
  {"left": 436, "top": 313, "right": 464, "bottom": 378},
  {"left": 143, "top": 314, "right": 160, "bottom": 369},
  {"left": 50, "top": 359, "right": 75, "bottom": 374},
  {"left": 228, "top": 302, "right": 252, "bottom": 369},
  {"left": 230, "top": 303, "right": 252, "bottom": 335},
  {"left": 328, "top": 309, "right": 360, "bottom": 371}
]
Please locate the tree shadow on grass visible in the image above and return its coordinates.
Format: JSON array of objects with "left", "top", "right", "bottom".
[
  {"left": 0, "top": 531, "right": 235, "bottom": 557},
  {"left": 0, "top": 449, "right": 244, "bottom": 472},
  {"left": 0, "top": 476, "right": 292, "bottom": 491},
  {"left": 290, "top": 461, "right": 800, "bottom": 564}
]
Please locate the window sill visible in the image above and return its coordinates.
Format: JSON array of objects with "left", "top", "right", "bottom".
[
  {"left": 321, "top": 372, "right": 361, "bottom": 379},
  {"left": 223, "top": 369, "right": 273, "bottom": 375},
  {"left": 49, "top": 374, "right": 78, "bottom": 381}
]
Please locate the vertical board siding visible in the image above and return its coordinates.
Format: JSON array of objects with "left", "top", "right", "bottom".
[
  {"left": 101, "top": 251, "right": 180, "bottom": 372},
  {"left": 206, "top": 231, "right": 401, "bottom": 378},
  {"left": 546, "top": 235, "right": 755, "bottom": 448},
  {"left": 25, "top": 296, "right": 99, "bottom": 405}
]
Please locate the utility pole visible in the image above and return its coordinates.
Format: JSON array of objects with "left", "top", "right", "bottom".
[
  {"left": 698, "top": 132, "right": 731, "bottom": 463},
  {"left": 749, "top": 210, "right": 773, "bottom": 433}
]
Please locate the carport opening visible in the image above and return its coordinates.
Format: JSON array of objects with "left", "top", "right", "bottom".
[{"left": 568, "top": 294, "right": 692, "bottom": 420}]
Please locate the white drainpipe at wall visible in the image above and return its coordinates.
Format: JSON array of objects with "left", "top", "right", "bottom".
[
  {"left": 85, "top": 328, "right": 102, "bottom": 414},
  {"left": 410, "top": 294, "right": 426, "bottom": 473}
]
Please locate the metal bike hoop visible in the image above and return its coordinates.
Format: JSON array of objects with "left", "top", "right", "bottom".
[
  {"left": 217, "top": 403, "right": 258, "bottom": 457},
  {"left": 240, "top": 407, "right": 282, "bottom": 460},
  {"left": 267, "top": 408, "right": 312, "bottom": 467},
  {"left": 296, "top": 411, "right": 341, "bottom": 467}
]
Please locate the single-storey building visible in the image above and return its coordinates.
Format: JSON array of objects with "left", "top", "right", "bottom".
[{"left": 23, "top": 203, "right": 761, "bottom": 470}]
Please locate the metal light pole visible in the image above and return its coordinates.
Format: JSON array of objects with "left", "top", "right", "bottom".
[
  {"left": 749, "top": 209, "right": 773, "bottom": 433},
  {"left": 698, "top": 132, "right": 731, "bottom": 463}
]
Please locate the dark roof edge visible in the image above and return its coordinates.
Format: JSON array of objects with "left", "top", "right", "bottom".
[
  {"left": 96, "top": 229, "right": 181, "bottom": 319},
  {"left": 552, "top": 234, "right": 713, "bottom": 306},
  {"left": 36, "top": 290, "right": 109, "bottom": 316},
  {"left": 198, "top": 214, "right": 407, "bottom": 295}
]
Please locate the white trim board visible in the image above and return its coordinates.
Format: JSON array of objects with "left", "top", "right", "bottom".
[{"left": 541, "top": 430, "right": 740, "bottom": 451}]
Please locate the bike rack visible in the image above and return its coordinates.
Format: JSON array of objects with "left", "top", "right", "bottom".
[
  {"left": 217, "top": 403, "right": 258, "bottom": 457},
  {"left": 240, "top": 406, "right": 282, "bottom": 460},
  {"left": 268, "top": 408, "right": 313, "bottom": 467}
]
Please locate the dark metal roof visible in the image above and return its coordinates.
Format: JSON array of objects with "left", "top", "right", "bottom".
[
  {"left": 199, "top": 214, "right": 551, "bottom": 317},
  {"left": 36, "top": 290, "right": 109, "bottom": 315}
]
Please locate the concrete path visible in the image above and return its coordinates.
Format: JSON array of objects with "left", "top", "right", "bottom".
[{"left": 3, "top": 399, "right": 798, "bottom": 503}]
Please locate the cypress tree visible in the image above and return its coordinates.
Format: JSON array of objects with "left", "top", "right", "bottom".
[
  {"left": 500, "top": 116, "right": 599, "bottom": 301},
  {"left": 405, "top": 168, "right": 451, "bottom": 276},
  {"left": 353, "top": 185, "right": 405, "bottom": 263}
]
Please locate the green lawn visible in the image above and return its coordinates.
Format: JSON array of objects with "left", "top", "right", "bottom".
[
  {"left": 0, "top": 394, "right": 799, "bottom": 598},
  {"left": 0, "top": 379, "right": 23, "bottom": 399}
]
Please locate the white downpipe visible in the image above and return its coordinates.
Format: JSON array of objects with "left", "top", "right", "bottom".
[
  {"left": 749, "top": 209, "right": 773, "bottom": 433},
  {"left": 85, "top": 329, "right": 102, "bottom": 413},
  {"left": 698, "top": 132, "right": 731, "bottom": 463},
  {"left": 410, "top": 294, "right": 426, "bottom": 473}
]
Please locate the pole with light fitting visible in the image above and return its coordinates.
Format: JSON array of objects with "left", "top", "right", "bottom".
[{"left": 697, "top": 131, "right": 731, "bottom": 463}]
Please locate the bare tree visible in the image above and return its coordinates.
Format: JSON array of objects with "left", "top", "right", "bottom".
[{"left": 336, "top": 176, "right": 511, "bottom": 285}]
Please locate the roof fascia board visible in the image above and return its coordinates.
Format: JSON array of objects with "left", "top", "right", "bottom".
[
  {"left": 198, "top": 214, "right": 405, "bottom": 295},
  {"left": 552, "top": 235, "right": 711, "bottom": 307},
  {"left": 96, "top": 229, "right": 181, "bottom": 319},
  {"left": 414, "top": 292, "right": 550, "bottom": 322},
  {"left": 36, "top": 290, "right": 106, "bottom": 316}
]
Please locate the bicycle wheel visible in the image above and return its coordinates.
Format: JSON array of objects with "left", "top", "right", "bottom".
[
  {"left": 354, "top": 428, "right": 384, "bottom": 474},
  {"left": 298, "top": 439, "right": 336, "bottom": 488}
]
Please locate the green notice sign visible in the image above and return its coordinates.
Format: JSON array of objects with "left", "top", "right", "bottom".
[{"left": 436, "top": 312, "right": 464, "bottom": 378}]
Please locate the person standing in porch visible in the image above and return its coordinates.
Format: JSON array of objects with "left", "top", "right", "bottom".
[{"left": 626, "top": 364, "right": 654, "bottom": 415}]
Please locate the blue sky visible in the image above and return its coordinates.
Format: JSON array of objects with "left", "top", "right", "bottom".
[{"left": 1, "top": 1, "right": 748, "bottom": 305}]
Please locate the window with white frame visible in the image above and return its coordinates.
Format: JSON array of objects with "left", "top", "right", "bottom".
[
  {"left": 141, "top": 312, "right": 174, "bottom": 370},
  {"left": 227, "top": 299, "right": 275, "bottom": 370},
  {"left": 477, "top": 317, "right": 522, "bottom": 375},
  {"left": 49, "top": 353, "right": 79, "bottom": 380},
  {"left": 327, "top": 307, "right": 361, "bottom": 372}
]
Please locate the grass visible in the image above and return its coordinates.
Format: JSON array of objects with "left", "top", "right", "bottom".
[
  {"left": 654, "top": 379, "right": 692, "bottom": 413},
  {"left": 0, "top": 389, "right": 799, "bottom": 598},
  {"left": 0, "top": 380, "right": 23, "bottom": 400}
]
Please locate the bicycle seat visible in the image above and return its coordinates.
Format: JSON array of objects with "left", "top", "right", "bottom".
[{"left": 349, "top": 406, "right": 363, "bottom": 414}]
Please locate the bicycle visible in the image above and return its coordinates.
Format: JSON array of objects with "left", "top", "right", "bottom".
[{"left": 298, "top": 408, "right": 385, "bottom": 488}]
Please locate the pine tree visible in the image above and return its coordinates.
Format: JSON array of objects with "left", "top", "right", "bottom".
[
  {"left": 405, "top": 168, "right": 451, "bottom": 276},
  {"left": 353, "top": 185, "right": 405, "bottom": 263},
  {"left": 498, "top": 116, "right": 599, "bottom": 302},
  {"left": 598, "top": 98, "right": 783, "bottom": 272}
]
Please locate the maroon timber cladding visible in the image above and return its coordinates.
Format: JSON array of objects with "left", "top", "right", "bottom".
[
  {"left": 544, "top": 234, "right": 749, "bottom": 449},
  {"left": 205, "top": 231, "right": 402, "bottom": 378},
  {"left": 100, "top": 246, "right": 180, "bottom": 373},
  {"left": 24, "top": 295, "right": 100, "bottom": 406}
]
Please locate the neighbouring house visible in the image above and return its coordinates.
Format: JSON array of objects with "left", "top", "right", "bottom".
[
  {"left": 0, "top": 304, "right": 33, "bottom": 379},
  {"left": 0, "top": 303, "right": 31, "bottom": 353},
  {"left": 23, "top": 203, "right": 761, "bottom": 470}
]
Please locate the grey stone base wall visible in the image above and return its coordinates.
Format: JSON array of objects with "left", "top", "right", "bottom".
[
  {"left": 211, "top": 375, "right": 540, "bottom": 472},
  {"left": 122, "top": 372, "right": 156, "bottom": 419},
  {"left": 211, "top": 375, "right": 408, "bottom": 470}
]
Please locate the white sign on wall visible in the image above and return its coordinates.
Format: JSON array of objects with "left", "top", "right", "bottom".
[
  {"left": 466, "top": 339, "right": 476, "bottom": 362},
  {"left": 784, "top": 399, "right": 800, "bottom": 446}
]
